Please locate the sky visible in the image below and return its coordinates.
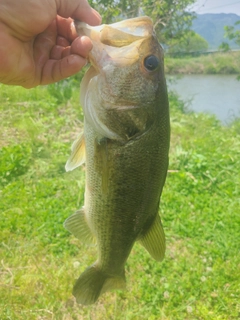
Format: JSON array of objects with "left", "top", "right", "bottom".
[{"left": 188, "top": 0, "right": 240, "bottom": 15}]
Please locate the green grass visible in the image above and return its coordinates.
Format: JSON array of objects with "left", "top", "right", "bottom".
[
  {"left": 0, "top": 79, "right": 240, "bottom": 319},
  {"left": 165, "top": 51, "right": 240, "bottom": 74}
]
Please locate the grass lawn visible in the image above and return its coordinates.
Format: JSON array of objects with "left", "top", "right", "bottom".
[{"left": 0, "top": 79, "right": 239, "bottom": 319}]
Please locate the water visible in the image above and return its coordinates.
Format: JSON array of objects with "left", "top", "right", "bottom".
[{"left": 167, "top": 74, "right": 240, "bottom": 124}]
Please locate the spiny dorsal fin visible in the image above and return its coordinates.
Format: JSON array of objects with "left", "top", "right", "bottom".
[
  {"left": 138, "top": 214, "right": 165, "bottom": 261},
  {"left": 65, "top": 133, "right": 85, "bottom": 172},
  {"left": 64, "top": 209, "right": 95, "bottom": 245}
]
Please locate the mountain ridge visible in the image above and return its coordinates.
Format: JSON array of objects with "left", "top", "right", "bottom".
[{"left": 191, "top": 13, "right": 240, "bottom": 50}]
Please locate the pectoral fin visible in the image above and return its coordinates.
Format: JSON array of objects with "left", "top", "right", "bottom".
[
  {"left": 65, "top": 133, "right": 85, "bottom": 172},
  {"left": 64, "top": 209, "right": 95, "bottom": 245},
  {"left": 139, "top": 214, "right": 165, "bottom": 261}
]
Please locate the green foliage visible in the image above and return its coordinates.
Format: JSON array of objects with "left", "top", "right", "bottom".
[
  {"left": 165, "top": 51, "right": 240, "bottom": 74},
  {"left": 192, "top": 13, "right": 240, "bottom": 50},
  {"left": 0, "top": 144, "right": 32, "bottom": 186},
  {"left": 88, "top": 0, "right": 122, "bottom": 23},
  {"left": 47, "top": 71, "right": 85, "bottom": 104},
  {"left": 139, "top": 0, "right": 195, "bottom": 44},
  {"left": 168, "top": 31, "right": 208, "bottom": 55},
  {"left": 0, "top": 83, "right": 240, "bottom": 319},
  {"left": 219, "top": 20, "right": 240, "bottom": 61},
  {"left": 218, "top": 41, "right": 230, "bottom": 52},
  {"left": 224, "top": 20, "right": 240, "bottom": 47},
  {"left": 222, "top": 21, "right": 240, "bottom": 80},
  {"left": 167, "top": 88, "right": 191, "bottom": 113},
  {"left": 47, "top": 80, "right": 74, "bottom": 105}
]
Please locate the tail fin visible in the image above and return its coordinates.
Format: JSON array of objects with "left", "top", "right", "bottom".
[{"left": 73, "top": 265, "right": 126, "bottom": 305}]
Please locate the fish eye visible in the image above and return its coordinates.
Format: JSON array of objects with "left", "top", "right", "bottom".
[{"left": 144, "top": 55, "right": 159, "bottom": 71}]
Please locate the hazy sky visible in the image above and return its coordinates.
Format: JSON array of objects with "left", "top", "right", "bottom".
[{"left": 189, "top": 0, "right": 240, "bottom": 15}]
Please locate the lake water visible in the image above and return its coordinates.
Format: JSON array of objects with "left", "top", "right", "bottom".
[{"left": 167, "top": 75, "right": 240, "bottom": 124}]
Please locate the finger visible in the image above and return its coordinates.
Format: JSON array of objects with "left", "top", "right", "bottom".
[
  {"left": 33, "top": 20, "right": 57, "bottom": 81},
  {"left": 57, "top": 36, "right": 70, "bottom": 47},
  {"left": 56, "top": 0, "right": 101, "bottom": 26},
  {"left": 51, "top": 35, "right": 92, "bottom": 60},
  {"left": 73, "top": 7, "right": 101, "bottom": 26},
  {"left": 70, "top": 36, "right": 92, "bottom": 57},
  {"left": 62, "top": 47, "right": 71, "bottom": 58},
  {"left": 41, "top": 55, "right": 87, "bottom": 85},
  {"left": 51, "top": 45, "right": 65, "bottom": 60},
  {"left": 56, "top": 16, "right": 77, "bottom": 41}
]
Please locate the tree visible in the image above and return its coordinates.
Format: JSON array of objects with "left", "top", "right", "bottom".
[
  {"left": 141, "top": 0, "right": 196, "bottom": 44},
  {"left": 88, "top": 0, "right": 196, "bottom": 45},
  {"left": 222, "top": 20, "right": 240, "bottom": 80},
  {"left": 224, "top": 20, "right": 240, "bottom": 47},
  {"left": 218, "top": 42, "right": 230, "bottom": 52},
  {"left": 167, "top": 31, "right": 208, "bottom": 54}
]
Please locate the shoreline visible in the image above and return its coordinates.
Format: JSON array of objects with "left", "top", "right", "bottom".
[{"left": 164, "top": 51, "right": 240, "bottom": 75}]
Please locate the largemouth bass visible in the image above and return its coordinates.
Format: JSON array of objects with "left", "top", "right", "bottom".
[{"left": 64, "top": 16, "right": 170, "bottom": 305}]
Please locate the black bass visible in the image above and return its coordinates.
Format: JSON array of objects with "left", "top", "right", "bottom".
[{"left": 64, "top": 16, "right": 170, "bottom": 305}]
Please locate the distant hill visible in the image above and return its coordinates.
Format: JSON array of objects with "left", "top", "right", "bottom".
[{"left": 191, "top": 13, "right": 240, "bottom": 50}]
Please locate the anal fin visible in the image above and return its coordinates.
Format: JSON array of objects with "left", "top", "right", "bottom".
[
  {"left": 138, "top": 214, "right": 165, "bottom": 261},
  {"left": 64, "top": 209, "right": 95, "bottom": 245}
]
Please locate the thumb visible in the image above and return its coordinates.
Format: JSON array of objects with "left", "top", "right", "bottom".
[{"left": 56, "top": 0, "right": 101, "bottom": 26}]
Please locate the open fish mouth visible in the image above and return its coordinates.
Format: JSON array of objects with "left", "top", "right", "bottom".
[{"left": 74, "top": 16, "right": 155, "bottom": 70}]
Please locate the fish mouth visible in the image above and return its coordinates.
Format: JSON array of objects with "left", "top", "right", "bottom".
[{"left": 74, "top": 16, "right": 154, "bottom": 71}]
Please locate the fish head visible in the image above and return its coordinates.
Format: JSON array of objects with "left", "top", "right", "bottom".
[
  {"left": 75, "top": 17, "right": 169, "bottom": 141},
  {"left": 75, "top": 17, "right": 167, "bottom": 107}
]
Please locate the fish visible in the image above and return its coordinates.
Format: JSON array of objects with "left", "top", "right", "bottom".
[{"left": 64, "top": 16, "right": 170, "bottom": 305}]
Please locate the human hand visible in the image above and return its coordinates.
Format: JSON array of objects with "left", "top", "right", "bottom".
[{"left": 0, "top": 0, "right": 101, "bottom": 88}]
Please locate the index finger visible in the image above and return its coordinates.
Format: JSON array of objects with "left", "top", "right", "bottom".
[
  {"left": 56, "top": 16, "right": 78, "bottom": 42},
  {"left": 56, "top": 0, "right": 101, "bottom": 26}
]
